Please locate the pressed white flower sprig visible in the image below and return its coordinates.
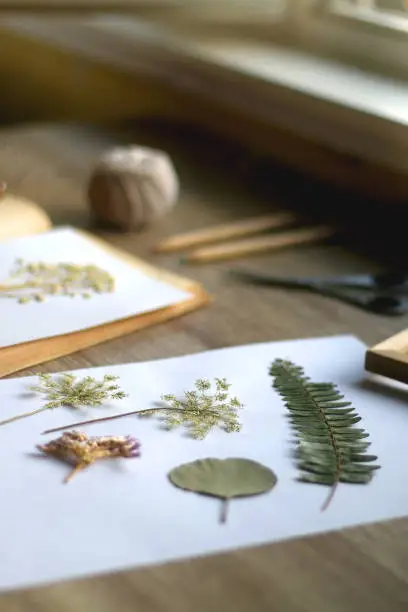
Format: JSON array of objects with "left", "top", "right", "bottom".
[
  {"left": 0, "top": 373, "right": 128, "bottom": 427},
  {"left": 43, "top": 378, "right": 244, "bottom": 440},
  {"left": 0, "top": 259, "right": 115, "bottom": 303},
  {"left": 139, "top": 378, "right": 243, "bottom": 439},
  {"left": 37, "top": 430, "right": 141, "bottom": 483}
]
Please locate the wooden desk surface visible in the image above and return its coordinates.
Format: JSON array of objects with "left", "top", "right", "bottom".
[{"left": 1, "top": 121, "right": 408, "bottom": 612}]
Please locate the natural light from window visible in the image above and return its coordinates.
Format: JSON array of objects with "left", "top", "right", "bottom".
[{"left": 330, "top": 0, "right": 408, "bottom": 29}]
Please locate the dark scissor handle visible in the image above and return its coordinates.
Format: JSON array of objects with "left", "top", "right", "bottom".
[{"left": 228, "top": 269, "right": 408, "bottom": 316}]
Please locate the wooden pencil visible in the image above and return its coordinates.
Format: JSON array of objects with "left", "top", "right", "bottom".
[
  {"left": 154, "top": 211, "right": 299, "bottom": 253},
  {"left": 182, "top": 225, "right": 336, "bottom": 265}
]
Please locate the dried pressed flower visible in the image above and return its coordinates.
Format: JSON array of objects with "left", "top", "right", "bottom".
[
  {"left": 37, "top": 430, "right": 141, "bottom": 483},
  {"left": 0, "top": 373, "right": 128, "bottom": 427},
  {"left": 0, "top": 259, "right": 115, "bottom": 303},
  {"left": 44, "top": 377, "right": 244, "bottom": 440},
  {"left": 141, "top": 378, "right": 244, "bottom": 439},
  {"left": 31, "top": 372, "right": 127, "bottom": 409}
]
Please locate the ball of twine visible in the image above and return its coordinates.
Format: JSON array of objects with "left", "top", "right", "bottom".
[{"left": 88, "top": 145, "right": 179, "bottom": 231}]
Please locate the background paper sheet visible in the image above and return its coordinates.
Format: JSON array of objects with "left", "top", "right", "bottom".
[
  {"left": 0, "top": 334, "right": 406, "bottom": 592},
  {"left": 0, "top": 227, "right": 193, "bottom": 348}
]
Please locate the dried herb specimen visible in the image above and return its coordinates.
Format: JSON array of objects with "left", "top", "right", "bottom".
[
  {"left": 0, "top": 259, "right": 115, "bottom": 303},
  {"left": 138, "top": 378, "right": 243, "bottom": 439},
  {"left": 0, "top": 373, "right": 127, "bottom": 427},
  {"left": 37, "top": 430, "right": 141, "bottom": 483},
  {"left": 269, "top": 359, "right": 380, "bottom": 511},
  {"left": 168, "top": 458, "right": 277, "bottom": 524},
  {"left": 43, "top": 377, "right": 244, "bottom": 440}
]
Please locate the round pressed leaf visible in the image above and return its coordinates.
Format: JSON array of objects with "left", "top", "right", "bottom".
[{"left": 168, "top": 457, "right": 277, "bottom": 500}]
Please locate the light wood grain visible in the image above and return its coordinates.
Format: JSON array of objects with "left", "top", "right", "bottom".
[
  {"left": 365, "top": 329, "right": 408, "bottom": 384},
  {"left": 0, "top": 121, "right": 407, "bottom": 612}
]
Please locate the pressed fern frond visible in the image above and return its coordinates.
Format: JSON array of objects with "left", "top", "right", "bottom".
[{"left": 269, "top": 359, "right": 380, "bottom": 510}]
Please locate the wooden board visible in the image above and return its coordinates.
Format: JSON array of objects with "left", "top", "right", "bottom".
[
  {"left": 0, "top": 229, "right": 211, "bottom": 378},
  {"left": 365, "top": 329, "right": 408, "bottom": 385}
]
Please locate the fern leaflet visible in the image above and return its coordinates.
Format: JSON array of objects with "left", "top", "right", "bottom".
[{"left": 269, "top": 359, "right": 380, "bottom": 510}]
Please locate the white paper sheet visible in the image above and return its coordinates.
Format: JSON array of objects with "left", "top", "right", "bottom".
[
  {"left": 0, "top": 227, "right": 193, "bottom": 348},
  {"left": 0, "top": 334, "right": 407, "bottom": 593}
]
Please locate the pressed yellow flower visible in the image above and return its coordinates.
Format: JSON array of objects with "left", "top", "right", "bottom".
[{"left": 0, "top": 259, "right": 115, "bottom": 303}]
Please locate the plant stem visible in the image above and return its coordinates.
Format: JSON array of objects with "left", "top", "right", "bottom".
[
  {"left": 42, "top": 406, "right": 219, "bottom": 436},
  {"left": 0, "top": 281, "right": 44, "bottom": 292},
  {"left": 220, "top": 498, "right": 229, "bottom": 524},
  {"left": 306, "top": 387, "right": 341, "bottom": 511},
  {"left": 321, "top": 482, "right": 339, "bottom": 512},
  {"left": 0, "top": 406, "right": 49, "bottom": 427},
  {"left": 284, "top": 364, "right": 341, "bottom": 512},
  {"left": 65, "top": 463, "right": 87, "bottom": 484}
]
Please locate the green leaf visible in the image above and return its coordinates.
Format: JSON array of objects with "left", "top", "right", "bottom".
[
  {"left": 269, "top": 359, "right": 380, "bottom": 511},
  {"left": 168, "top": 458, "right": 277, "bottom": 523}
]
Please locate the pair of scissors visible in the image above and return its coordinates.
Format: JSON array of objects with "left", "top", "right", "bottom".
[{"left": 228, "top": 269, "right": 408, "bottom": 316}]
